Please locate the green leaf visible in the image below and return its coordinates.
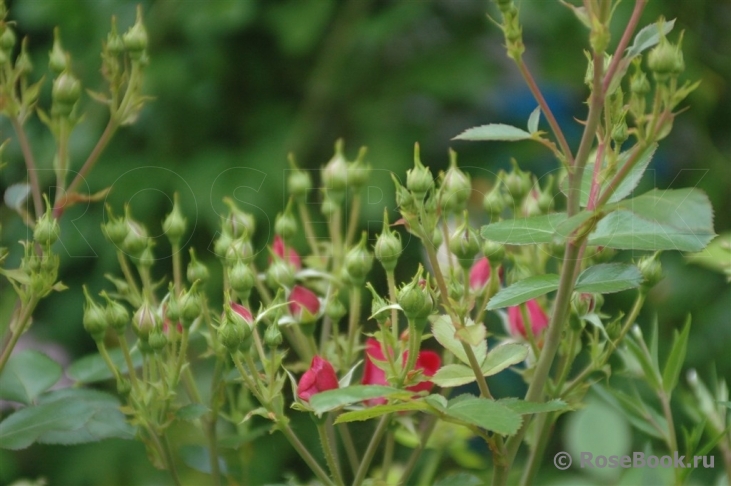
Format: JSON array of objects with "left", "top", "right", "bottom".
[
  {"left": 67, "top": 347, "right": 143, "bottom": 383},
  {"left": 455, "top": 322, "right": 486, "bottom": 347},
  {"left": 0, "top": 350, "right": 62, "bottom": 405},
  {"left": 0, "top": 400, "right": 93, "bottom": 450},
  {"left": 3, "top": 183, "right": 32, "bottom": 213},
  {"left": 431, "top": 364, "right": 477, "bottom": 388},
  {"left": 431, "top": 316, "right": 486, "bottom": 366},
  {"left": 624, "top": 336, "right": 662, "bottom": 392},
  {"left": 453, "top": 124, "right": 532, "bottom": 142},
  {"left": 34, "top": 389, "right": 135, "bottom": 446},
  {"left": 487, "top": 274, "right": 560, "bottom": 310},
  {"left": 176, "top": 404, "right": 210, "bottom": 422},
  {"left": 662, "top": 316, "right": 691, "bottom": 394},
  {"left": 553, "top": 210, "right": 596, "bottom": 242},
  {"left": 685, "top": 232, "right": 731, "bottom": 281},
  {"left": 309, "top": 386, "right": 401, "bottom": 415},
  {"left": 335, "top": 401, "right": 430, "bottom": 423},
  {"left": 527, "top": 107, "right": 541, "bottom": 134},
  {"left": 626, "top": 19, "right": 676, "bottom": 59},
  {"left": 482, "top": 213, "right": 567, "bottom": 245},
  {"left": 481, "top": 343, "right": 528, "bottom": 376},
  {"left": 498, "top": 398, "right": 571, "bottom": 415},
  {"left": 445, "top": 395, "right": 522, "bottom": 436},
  {"left": 574, "top": 263, "right": 643, "bottom": 294},
  {"left": 718, "top": 402, "right": 731, "bottom": 410},
  {"left": 589, "top": 188, "right": 716, "bottom": 252}
]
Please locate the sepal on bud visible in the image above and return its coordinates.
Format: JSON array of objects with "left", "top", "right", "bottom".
[
  {"left": 406, "top": 143, "right": 434, "bottom": 199},
  {"left": 344, "top": 232, "right": 374, "bottom": 284},
  {"left": 162, "top": 193, "right": 187, "bottom": 243},
  {"left": 83, "top": 286, "right": 108, "bottom": 341},
  {"left": 375, "top": 209, "right": 402, "bottom": 272}
]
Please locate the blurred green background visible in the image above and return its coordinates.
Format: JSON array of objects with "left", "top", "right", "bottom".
[{"left": 1, "top": 0, "right": 729, "bottom": 484}]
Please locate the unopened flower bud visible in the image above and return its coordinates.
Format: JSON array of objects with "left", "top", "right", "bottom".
[
  {"left": 406, "top": 143, "right": 434, "bottom": 199},
  {"left": 630, "top": 70, "right": 650, "bottom": 95},
  {"left": 137, "top": 245, "right": 155, "bottom": 268},
  {"left": 122, "top": 7, "right": 148, "bottom": 58},
  {"left": 482, "top": 240, "right": 505, "bottom": 265},
  {"left": 272, "top": 235, "right": 301, "bottom": 270},
  {"left": 430, "top": 227, "right": 443, "bottom": 248},
  {"left": 297, "top": 356, "right": 339, "bottom": 401},
  {"left": 287, "top": 166, "right": 312, "bottom": 202},
  {"left": 274, "top": 200, "right": 298, "bottom": 241},
  {"left": 179, "top": 283, "right": 202, "bottom": 327},
  {"left": 162, "top": 194, "right": 187, "bottom": 243},
  {"left": 103, "top": 210, "right": 128, "bottom": 246},
  {"left": 102, "top": 293, "right": 129, "bottom": 334},
  {"left": 148, "top": 328, "right": 167, "bottom": 352},
  {"left": 440, "top": 150, "right": 471, "bottom": 213},
  {"left": 398, "top": 266, "right": 434, "bottom": 322},
  {"left": 321, "top": 195, "right": 338, "bottom": 217},
  {"left": 503, "top": 160, "right": 532, "bottom": 202},
  {"left": 266, "top": 258, "right": 295, "bottom": 289},
  {"left": 219, "top": 322, "right": 242, "bottom": 352},
  {"left": 106, "top": 17, "right": 124, "bottom": 54},
  {"left": 348, "top": 149, "right": 370, "bottom": 189},
  {"left": 507, "top": 299, "right": 549, "bottom": 340},
  {"left": 122, "top": 212, "right": 148, "bottom": 257},
  {"left": 187, "top": 248, "right": 209, "bottom": 284},
  {"left": 612, "top": 121, "right": 628, "bottom": 145},
  {"left": 52, "top": 71, "right": 81, "bottom": 106},
  {"left": 83, "top": 287, "right": 108, "bottom": 341},
  {"left": 228, "top": 260, "right": 255, "bottom": 295},
  {"left": 214, "top": 230, "right": 232, "bottom": 259},
  {"left": 638, "top": 254, "right": 663, "bottom": 291},
  {"left": 15, "top": 39, "right": 33, "bottom": 75},
  {"left": 323, "top": 139, "right": 349, "bottom": 197},
  {"left": 571, "top": 292, "right": 595, "bottom": 317},
  {"left": 469, "top": 257, "right": 492, "bottom": 290},
  {"left": 264, "top": 324, "right": 283, "bottom": 348},
  {"left": 34, "top": 200, "right": 60, "bottom": 246},
  {"left": 393, "top": 176, "right": 416, "bottom": 213},
  {"left": 223, "top": 198, "right": 256, "bottom": 239},
  {"left": 522, "top": 190, "right": 542, "bottom": 217},
  {"left": 116, "top": 377, "right": 131, "bottom": 397},
  {"left": 344, "top": 232, "right": 374, "bottom": 284},
  {"left": 0, "top": 26, "right": 16, "bottom": 51},
  {"left": 648, "top": 32, "right": 683, "bottom": 81},
  {"left": 166, "top": 291, "right": 181, "bottom": 323},
  {"left": 448, "top": 218, "right": 480, "bottom": 268},
  {"left": 483, "top": 184, "right": 506, "bottom": 218},
  {"left": 325, "top": 293, "right": 347, "bottom": 321},
  {"left": 365, "top": 283, "right": 390, "bottom": 325},
  {"left": 133, "top": 301, "right": 159, "bottom": 340},
  {"left": 289, "top": 285, "right": 320, "bottom": 323},
  {"left": 48, "top": 28, "right": 68, "bottom": 74},
  {"left": 375, "top": 210, "right": 402, "bottom": 272},
  {"left": 225, "top": 238, "right": 254, "bottom": 266}
]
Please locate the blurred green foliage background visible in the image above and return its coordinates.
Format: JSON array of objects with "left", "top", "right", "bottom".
[{"left": 1, "top": 0, "right": 729, "bottom": 484}]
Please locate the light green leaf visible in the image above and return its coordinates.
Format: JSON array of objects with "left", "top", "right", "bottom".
[
  {"left": 335, "top": 401, "right": 430, "bottom": 423},
  {"left": 453, "top": 124, "right": 532, "bottom": 142},
  {"left": 0, "top": 400, "right": 93, "bottom": 450},
  {"left": 498, "top": 398, "right": 571, "bottom": 415},
  {"left": 487, "top": 274, "right": 560, "bottom": 310},
  {"left": 685, "top": 232, "right": 731, "bottom": 281},
  {"left": 527, "top": 107, "right": 541, "bottom": 134},
  {"left": 589, "top": 188, "right": 716, "bottom": 252},
  {"left": 425, "top": 394, "right": 448, "bottom": 413},
  {"left": 309, "top": 386, "right": 401, "bottom": 415},
  {"left": 431, "top": 316, "right": 486, "bottom": 366},
  {"left": 662, "top": 316, "right": 691, "bottom": 394},
  {"left": 176, "top": 404, "right": 210, "bottom": 422},
  {"left": 67, "top": 347, "right": 143, "bottom": 383},
  {"left": 3, "top": 183, "right": 32, "bottom": 213},
  {"left": 481, "top": 344, "right": 528, "bottom": 376},
  {"left": 455, "top": 322, "right": 486, "bottom": 347},
  {"left": 626, "top": 19, "right": 676, "bottom": 59},
  {"left": 554, "top": 210, "right": 596, "bottom": 242},
  {"left": 445, "top": 395, "right": 522, "bottom": 436},
  {"left": 0, "top": 350, "right": 62, "bottom": 405},
  {"left": 482, "top": 213, "right": 567, "bottom": 245},
  {"left": 574, "top": 263, "right": 643, "bottom": 294},
  {"left": 431, "top": 364, "right": 477, "bottom": 388}
]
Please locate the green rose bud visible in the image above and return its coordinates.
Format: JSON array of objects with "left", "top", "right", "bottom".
[
  {"left": 162, "top": 193, "right": 187, "bottom": 243},
  {"left": 102, "top": 292, "right": 129, "bottom": 334},
  {"left": 348, "top": 148, "right": 371, "bottom": 189},
  {"left": 228, "top": 260, "right": 255, "bottom": 296},
  {"left": 122, "top": 6, "right": 148, "bottom": 59},
  {"left": 393, "top": 175, "right": 417, "bottom": 214},
  {"left": 321, "top": 195, "right": 338, "bottom": 217},
  {"left": 219, "top": 322, "right": 243, "bottom": 352},
  {"left": 225, "top": 238, "right": 254, "bottom": 266},
  {"left": 439, "top": 149, "right": 471, "bottom": 213},
  {"left": 102, "top": 209, "right": 128, "bottom": 246},
  {"left": 133, "top": 301, "right": 159, "bottom": 340},
  {"left": 52, "top": 71, "right": 81, "bottom": 106},
  {"left": 264, "top": 323, "right": 283, "bottom": 348},
  {"left": 397, "top": 266, "right": 434, "bottom": 322},
  {"left": 137, "top": 245, "right": 155, "bottom": 268},
  {"left": 638, "top": 253, "right": 663, "bottom": 291},
  {"left": 106, "top": 17, "right": 125, "bottom": 54},
  {"left": 323, "top": 139, "right": 349, "bottom": 197},
  {"left": 0, "top": 26, "right": 16, "bottom": 51},
  {"left": 503, "top": 160, "right": 531, "bottom": 203},
  {"left": 214, "top": 230, "right": 233, "bottom": 259},
  {"left": 48, "top": 28, "right": 68, "bottom": 74},
  {"left": 83, "top": 287, "right": 108, "bottom": 341},
  {"left": 15, "top": 39, "right": 33, "bottom": 75},
  {"left": 375, "top": 210, "right": 402, "bottom": 272},
  {"left": 266, "top": 258, "right": 295, "bottom": 289},
  {"left": 483, "top": 184, "right": 506, "bottom": 218},
  {"left": 406, "top": 143, "right": 434, "bottom": 199},
  {"left": 33, "top": 200, "right": 60, "bottom": 246},
  {"left": 344, "top": 232, "right": 374, "bottom": 284},
  {"left": 116, "top": 377, "right": 131, "bottom": 397},
  {"left": 179, "top": 282, "right": 202, "bottom": 327},
  {"left": 274, "top": 199, "right": 298, "bottom": 241},
  {"left": 223, "top": 198, "right": 256, "bottom": 239},
  {"left": 122, "top": 211, "right": 148, "bottom": 257},
  {"left": 325, "top": 293, "right": 347, "bottom": 321},
  {"left": 430, "top": 227, "right": 443, "bottom": 248},
  {"left": 482, "top": 240, "right": 505, "bottom": 266},
  {"left": 366, "top": 283, "right": 391, "bottom": 326},
  {"left": 148, "top": 328, "right": 167, "bottom": 353},
  {"left": 448, "top": 218, "right": 480, "bottom": 268},
  {"left": 187, "top": 248, "right": 209, "bottom": 284}
]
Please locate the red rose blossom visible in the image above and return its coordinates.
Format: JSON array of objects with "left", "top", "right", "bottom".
[
  {"left": 297, "top": 355, "right": 339, "bottom": 401},
  {"left": 273, "top": 235, "right": 302, "bottom": 270},
  {"left": 289, "top": 285, "right": 320, "bottom": 321},
  {"left": 507, "top": 299, "right": 549, "bottom": 339}
]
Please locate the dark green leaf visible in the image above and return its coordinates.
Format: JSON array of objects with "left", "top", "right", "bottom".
[
  {"left": 35, "top": 389, "right": 135, "bottom": 446},
  {"left": 453, "top": 123, "right": 531, "bottom": 142},
  {"left": 176, "top": 404, "right": 210, "bottom": 422},
  {"left": 335, "top": 401, "right": 430, "bottom": 423},
  {"left": 575, "top": 263, "right": 643, "bottom": 294},
  {"left": 445, "top": 395, "right": 522, "bottom": 436},
  {"left": 0, "top": 400, "right": 93, "bottom": 450},
  {"left": 487, "top": 274, "right": 560, "bottom": 310},
  {"left": 626, "top": 19, "right": 675, "bottom": 58},
  {"left": 481, "top": 344, "right": 528, "bottom": 376},
  {"left": 662, "top": 316, "right": 691, "bottom": 394},
  {"left": 309, "top": 386, "right": 401, "bottom": 415},
  {"left": 67, "top": 347, "right": 142, "bottom": 384},
  {"left": 0, "top": 350, "right": 62, "bottom": 405},
  {"left": 482, "top": 213, "right": 567, "bottom": 245}
]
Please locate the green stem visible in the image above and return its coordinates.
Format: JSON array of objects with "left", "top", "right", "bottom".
[
  {"left": 346, "top": 286, "right": 361, "bottom": 365},
  {"left": 381, "top": 430, "right": 394, "bottom": 482},
  {"left": 398, "top": 414, "right": 439, "bottom": 485},
  {"left": 601, "top": 0, "right": 647, "bottom": 94},
  {"left": 279, "top": 421, "right": 336, "bottom": 486},
  {"left": 160, "top": 432, "right": 182, "bottom": 486},
  {"left": 172, "top": 241, "right": 182, "bottom": 296},
  {"left": 117, "top": 252, "right": 142, "bottom": 303},
  {"left": 317, "top": 420, "right": 345, "bottom": 486},
  {"left": 353, "top": 414, "right": 391, "bottom": 486},
  {"left": 337, "top": 421, "right": 360, "bottom": 474},
  {"left": 0, "top": 297, "right": 38, "bottom": 374},
  {"left": 66, "top": 119, "right": 119, "bottom": 196},
  {"left": 386, "top": 271, "right": 399, "bottom": 340},
  {"left": 519, "top": 412, "right": 555, "bottom": 486},
  {"left": 96, "top": 340, "right": 122, "bottom": 382},
  {"left": 9, "top": 117, "right": 43, "bottom": 218},
  {"left": 207, "top": 360, "right": 223, "bottom": 486},
  {"left": 345, "top": 194, "right": 361, "bottom": 248},
  {"left": 298, "top": 202, "right": 321, "bottom": 258}
]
